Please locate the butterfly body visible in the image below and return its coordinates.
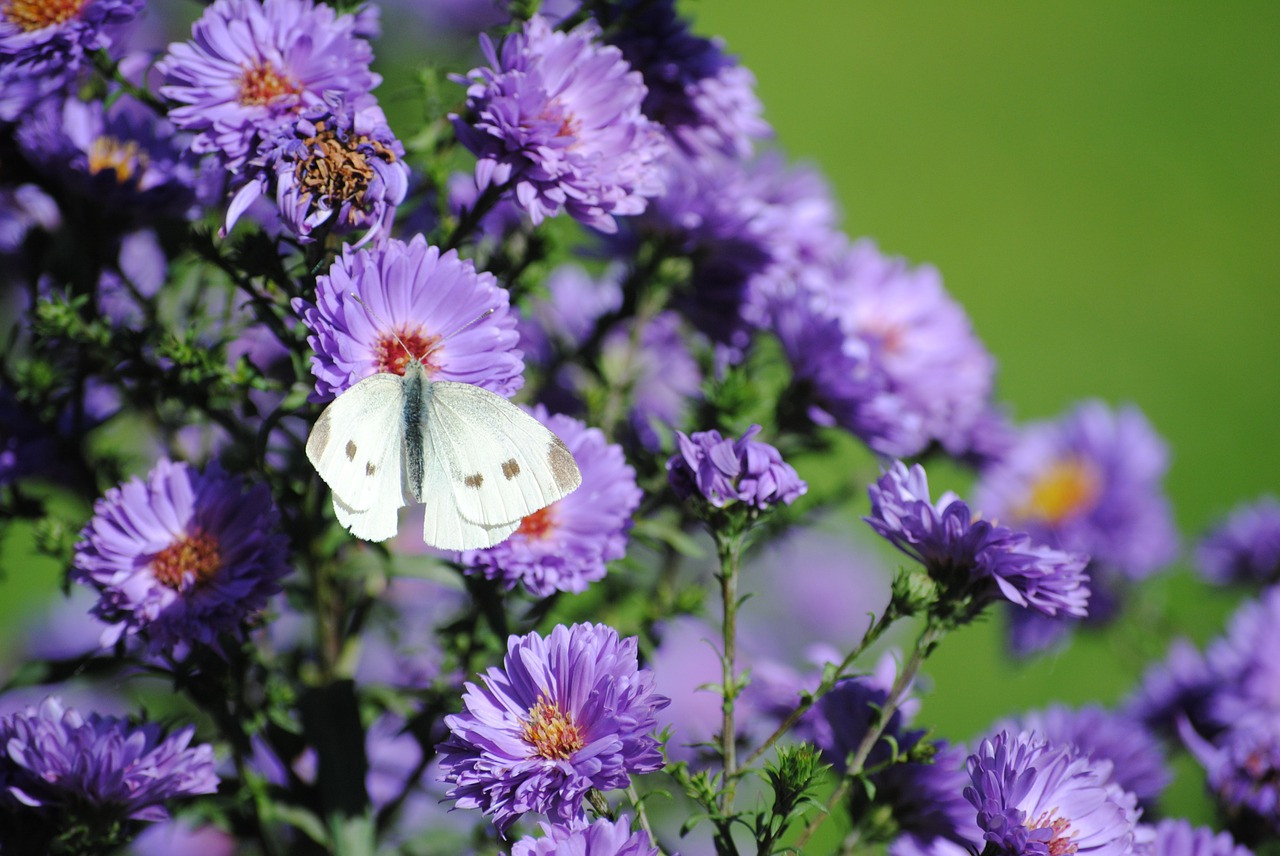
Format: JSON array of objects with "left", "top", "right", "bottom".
[{"left": 306, "top": 357, "right": 582, "bottom": 550}]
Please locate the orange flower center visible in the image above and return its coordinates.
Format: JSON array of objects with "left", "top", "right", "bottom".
[
  {"left": 516, "top": 505, "right": 558, "bottom": 540},
  {"left": 151, "top": 527, "right": 222, "bottom": 590},
  {"left": 238, "top": 60, "right": 301, "bottom": 107},
  {"left": 521, "top": 696, "right": 584, "bottom": 760},
  {"left": 1027, "top": 810, "right": 1078, "bottom": 856},
  {"left": 374, "top": 328, "right": 439, "bottom": 376},
  {"left": 87, "top": 136, "right": 145, "bottom": 184},
  {"left": 293, "top": 120, "right": 398, "bottom": 225},
  {"left": 1, "top": 0, "right": 86, "bottom": 31},
  {"left": 1016, "top": 457, "right": 1101, "bottom": 525}
]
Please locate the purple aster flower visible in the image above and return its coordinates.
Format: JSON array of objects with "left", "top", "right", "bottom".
[
  {"left": 157, "top": 0, "right": 379, "bottom": 171},
  {"left": 224, "top": 97, "right": 408, "bottom": 245},
  {"left": 452, "top": 15, "right": 667, "bottom": 233},
  {"left": 975, "top": 400, "right": 1178, "bottom": 582},
  {"left": 995, "top": 704, "right": 1171, "bottom": 808},
  {"left": 964, "top": 730, "right": 1140, "bottom": 856},
  {"left": 513, "top": 816, "right": 659, "bottom": 856},
  {"left": 293, "top": 235, "right": 523, "bottom": 401},
  {"left": 599, "top": 0, "right": 770, "bottom": 158},
  {"left": 600, "top": 310, "right": 701, "bottom": 451},
  {"left": 0, "top": 697, "right": 218, "bottom": 841},
  {"left": 0, "top": 0, "right": 142, "bottom": 122},
  {"left": 1196, "top": 496, "right": 1280, "bottom": 586},
  {"left": 1135, "top": 819, "right": 1254, "bottom": 856},
  {"left": 71, "top": 458, "right": 290, "bottom": 657},
  {"left": 437, "top": 622, "right": 669, "bottom": 835},
  {"left": 1181, "top": 715, "right": 1280, "bottom": 840},
  {"left": 458, "top": 406, "right": 641, "bottom": 597},
  {"left": 1202, "top": 586, "right": 1280, "bottom": 726},
  {"left": 1124, "top": 638, "right": 1221, "bottom": 741},
  {"left": 16, "top": 93, "right": 197, "bottom": 217},
  {"left": 824, "top": 240, "right": 999, "bottom": 459},
  {"left": 668, "top": 424, "right": 806, "bottom": 511},
  {"left": 866, "top": 461, "right": 1090, "bottom": 619}
]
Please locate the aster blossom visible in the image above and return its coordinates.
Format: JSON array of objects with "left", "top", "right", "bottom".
[
  {"left": 667, "top": 424, "right": 807, "bottom": 511},
  {"left": 224, "top": 97, "right": 408, "bottom": 244},
  {"left": 513, "top": 816, "right": 660, "bottom": 856},
  {"left": 866, "top": 461, "right": 1090, "bottom": 620},
  {"left": 293, "top": 234, "right": 523, "bottom": 401},
  {"left": 71, "top": 458, "right": 290, "bottom": 657},
  {"left": 0, "top": 0, "right": 142, "bottom": 122},
  {"left": 157, "top": 0, "right": 380, "bottom": 170},
  {"left": 0, "top": 697, "right": 218, "bottom": 837},
  {"left": 452, "top": 15, "right": 667, "bottom": 233},
  {"left": 437, "top": 622, "right": 669, "bottom": 835},
  {"left": 1195, "top": 495, "right": 1280, "bottom": 586},
  {"left": 458, "top": 406, "right": 642, "bottom": 597},
  {"left": 964, "top": 730, "right": 1139, "bottom": 856},
  {"left": 1135, "top": 819, "right": 1253, "bottom": 856}
]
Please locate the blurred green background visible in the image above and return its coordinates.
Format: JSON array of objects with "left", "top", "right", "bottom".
[
  {"left": 1, "top": 0, "right": 1277, "bottom": 835},
  {"left": 684, "top": 0, "right": 1280, "bottom": 824}
]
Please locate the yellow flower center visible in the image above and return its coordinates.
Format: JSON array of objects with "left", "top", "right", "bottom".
[
  {"left": 238, "top": 60, "right": 301, "bottom": 107},
  {"left": 151, "top": 527, "right": 222, "bottom": 590},
  {"left": 521, "top": 696, "right": 584, "bottom": 761},
  {"left": 1016, "top": 457, "right": 1101, "bottom": 525},
  {"left": 1, "top": 0, "right": 86, "bottom": 31},
  {"left": 1027, "top": 810, "right": 1078, "bottom": 856},
  {"left": 87, "top": 136, "right": 145, "bottom": 184},
  {"left": 293, "top": 120, "right": 398, "bottom": 225}
]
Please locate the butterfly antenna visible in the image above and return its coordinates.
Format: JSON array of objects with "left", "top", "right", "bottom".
[{"left": 348, "top": 293, "right": 498, "bottom": 362}]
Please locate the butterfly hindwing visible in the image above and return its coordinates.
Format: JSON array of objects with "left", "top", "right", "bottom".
[
  {"left": 306, "top": 372, "right": 407, "bottom": 514},
  {"left": 419, "top": 382, "right": 583, "bottom": 530}
]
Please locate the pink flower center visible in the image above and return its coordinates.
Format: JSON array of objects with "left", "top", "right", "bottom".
[
  {"left": 374, "top": 328, "right": 440, "bottom": 377},
  {"left": 1027, "top": 810, "right": 1078, "bottom": 856},
  {"left": 1, "top": 0, "right": 86, "bottom": 31},
  {"left": 516, "top": 505, "right": 558, "bottom": 541},
  {"left": 1016, "top": 457, "right": 1101, "bottom": 525},
  {"left": 87, "top": 136, "right": 144, "bottom": 184},
  {"left": 151, "top": 527, "right": 222, "bottom": 590},
  {"left": 521, "top": 696, "right": 584, "bottom": 760},
  {"left": 238, "top": 60, "right": 301, "bottom": 107}
]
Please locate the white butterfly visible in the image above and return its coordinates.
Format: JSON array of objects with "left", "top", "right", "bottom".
[{"left": 305, "top": 343, "right": 582, "bottom": 551}]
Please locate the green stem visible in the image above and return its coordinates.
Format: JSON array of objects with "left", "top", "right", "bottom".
[
  {"left": 742, "top": 604, "right": 899, "bottom": 768},
  {"left": 794, "top": 619, "right": 945, "bottom": 849},
  {"left": 716, "top": 531, "right": 745, "bottom": 814}
]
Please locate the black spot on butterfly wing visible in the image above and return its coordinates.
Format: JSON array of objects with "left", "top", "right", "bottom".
[
  {"left": 501, "top": 458, "right": 521, "bottom": 480},
  {"left": 464, "top": 473, "right": 484, "bottom": 488},
  {"left": 345, "top": 440, "right": 358, "bottom": 461}
]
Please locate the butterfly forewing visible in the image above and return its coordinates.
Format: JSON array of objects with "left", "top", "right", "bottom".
[
  {"left": 306, "top": 373, "right": 408, "bottom": 514},
  {"left": 419, "top": 382, "right": 582, "bottom": 529}
]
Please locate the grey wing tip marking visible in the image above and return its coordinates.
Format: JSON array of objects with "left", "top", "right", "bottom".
[
  {"left": 548, "top": 437, "right": 581, "bottom": 493},
  {"left": 307, "top": 409, "right": 332, "bottom": 461}
]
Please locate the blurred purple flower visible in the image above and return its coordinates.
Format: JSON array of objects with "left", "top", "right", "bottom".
[
  {"left": 0, "top": 697, "right": 218, "bottom": 825},
  {"left": 668, "top": 424, "right": 806, "bottom": 511},
  {"left": 964, "top": 730, "right": 1140, "bottom": 856},
  {"left": 1202, "top": 586, "right": 1280, "bottom": 726},
  {"left": 16, "top": 93, "right": 197, "bottom": 217},
  {"left": 996, "top": 704, "right": 1170, "bottom": 808},
  {"left": 356, "top": 577, "right": 466, "bottom": 690},
  {"left": 293, "top": 235, "right": 522, "bottom": 401},
  {"left": 1181, "top": 715, "right": 1280, "bottom": 840},
  {"left": 225, "top": 98, "right": 408, "bottom": 245},
  {"left": 517, "top": 263, "right": 623, "bottom": 365},
  {"left": 157, "top": 0, "right": 379, "bottom": 171},
  {"left": 129, "top": 819, "right": 237, "bottom": 856},
  {"left": 459, "top": 406, "right": 641, "bottom": 597},
  {"left": 1196, "top": 496, "right": 1280, "bottom": 586},
  {"left": 1124, "top": 637, "right": 1221, "bottom": 741},
  {"left": 601, "top": 310, "right": 701, "bottom": 451},
  {"left": 438, "top": 623, "right": 669, "bottom": 835},
  {"left": 71, "top": 458, "right": 290, "bottom": 657},
  {"left": 452, "top": 15, "right": 667, "bottom": 233},
  {"left": 513, "top": 816, "right": 659, "bottom": 856},
  {"left": 0, "top": 184, "right": 59, "bottom": 253},
  {"left": 600, "top": 0, "right": 770, "bottom": 158},
  {"left": 1135, "top": 818, "right": 1254, "bottom": 856},
  {"left": 0, "top": 0, "right": 142, "bottom": 122},
  {"left": 975, "top": 400, "right": 1177, "bottom": 594},
  {"left": 648, "top": 614, "right": 735, "bottom": 765},
  {"left": 866, "top": 461, "right": 1090, "bottom": 619}
]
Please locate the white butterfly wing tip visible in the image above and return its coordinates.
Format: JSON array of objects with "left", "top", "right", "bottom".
[{"left": 333, "top": 495, "right": 400, "bottom": 543}]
